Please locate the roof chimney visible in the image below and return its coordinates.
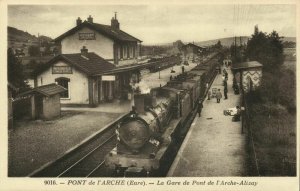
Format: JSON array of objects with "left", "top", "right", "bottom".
[
  {"left": 76, "top": 17, "right": 82, "bottom": 26},
  {"left": 80, "top": 46, "right": 89, "bottom": 58},
  {"left": 111, "top": 12, "right": 120, "bottom": 30},
  {"left": 87, "top": 15, "right": 93, "bottom": 23}
]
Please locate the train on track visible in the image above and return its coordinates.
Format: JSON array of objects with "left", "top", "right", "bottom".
[{"left": 104, "top": 55, "right": 220, "bottom": 177}]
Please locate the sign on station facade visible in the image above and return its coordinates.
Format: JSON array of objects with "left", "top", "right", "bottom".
[{"left": 102, "top": 75, "right": 116, "bottom": 81}]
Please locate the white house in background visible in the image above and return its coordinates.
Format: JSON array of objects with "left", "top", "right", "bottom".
[{"left": 54, "top": 14, "right": 142, "bottom": 66}]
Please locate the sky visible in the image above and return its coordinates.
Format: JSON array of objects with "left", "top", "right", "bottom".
[{"left": 7, "top": 4, "right": 296, "bottom": 45}]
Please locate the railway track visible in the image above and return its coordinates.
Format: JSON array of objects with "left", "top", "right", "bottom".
[{"left": 29, "top": 113, "right": 129, "bottom": 177}]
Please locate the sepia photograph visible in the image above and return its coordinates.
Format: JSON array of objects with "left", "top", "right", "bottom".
[{"left": 1, "top": 0, "right": 299, "bottom": 190}]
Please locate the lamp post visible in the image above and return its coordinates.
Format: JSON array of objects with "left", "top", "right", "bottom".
[{"left": 158, "top": 66, "right": 161, "bottom": 79}]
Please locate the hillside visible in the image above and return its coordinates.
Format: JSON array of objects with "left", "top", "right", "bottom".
[
  {"left": 152, "top": 36, "right": 296, "bottom": 48},
  {"left": 8, "top": 26, "right": 55, "bottom": 50},
  {"left": 195, "top": 36, "right": 249, "bottom": 47},
  {"left": 195, "top": 36, "right": 296, "bottom": 47},
  {"left": 8, "top": 26, "right": 58, "bottom": 59},
  {"left": 8, "top": 26, "right": 39, "bottom": 43}
]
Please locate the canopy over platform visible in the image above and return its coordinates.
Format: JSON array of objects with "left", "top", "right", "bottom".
[{"left": 232, "top": 61, "right": 263, "bottom": 70}]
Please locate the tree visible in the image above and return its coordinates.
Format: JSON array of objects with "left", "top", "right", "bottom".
[
  {"left": 215, "top": 40, "right": 222, "bottom": 49},
  {"left": 28, "top": 45, "right": 40, "bottom": 56},
  {"left": 7, "top": 48, "right": 28, "bottom": 91},
  {"left": 230, "top": 43, "right": 245, "bottom": 64},
  {"left": 246, "top": 27, "right": 283, "bottom": 72},
  {"left": 173, "top": 40, "right": 184, "bottom": 51},
  {"left": 245, "top": 27, "right": 287, "bottom": 105}
]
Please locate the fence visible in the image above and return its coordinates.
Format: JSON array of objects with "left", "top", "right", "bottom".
[{"left": 241, "top": 92, "right": 260, "bottom": 176}]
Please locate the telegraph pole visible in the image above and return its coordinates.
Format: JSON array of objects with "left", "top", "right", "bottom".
[
  {"left": 234, "top": 36, "right": 237, "bottom": 62},
  {"left": 240, "top": 36, "right": 241, "bottom": 46}
]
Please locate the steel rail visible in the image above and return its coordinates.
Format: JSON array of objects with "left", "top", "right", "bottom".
[
  {"left": 57, "top": 134, "right": 115, "bottom": 177},
  {"left": 86, "top": 160, "right": 106, "bottom": 177}
]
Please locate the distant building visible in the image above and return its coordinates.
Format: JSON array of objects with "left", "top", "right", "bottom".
[
  {"left": 181, "top": 43, "right": 207, "bottom": 62},
  {"left": 54, "top": 14, "right": 142, "bottom": 66}
]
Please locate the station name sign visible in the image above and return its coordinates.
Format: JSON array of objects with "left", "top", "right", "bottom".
[
  {"left": 102, "top": 75, "right": 115, "bottom": 81},
  {"left": 52, "top": 66, "right": 72, "bottom": 74},
  {"left": 78, "top": 32, "right": 96, "bottom": 40}
]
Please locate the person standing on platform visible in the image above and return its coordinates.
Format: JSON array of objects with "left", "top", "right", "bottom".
[
  {"left": 224, "top": 86, "right": 228, "bottom": 100},
  {"left": 207, "top": 90, "right": 211, "bottom": 100},
  {"left": 216, "top": 89, "right": 222, "bottom": 103},
  {"left": 198, "top": 100, "right": 203, "bottom": 117},
  {"left": 223, "top": 78, "right": 227, "bottom": 87}
]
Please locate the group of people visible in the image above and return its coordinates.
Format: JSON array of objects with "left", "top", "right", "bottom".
[
  {"left": 206, "top": 68, "right": 229, "bottom": 103},
  {"left": 197, "top": 63, "right": 244, "bottom": 121}
]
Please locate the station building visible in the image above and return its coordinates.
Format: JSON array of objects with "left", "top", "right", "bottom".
[
  {"left": 34, "top": 15, "right": 143, "bottom": 106},
  {"left": 54, "top": 14, "right": 142, "bottom": 66}
]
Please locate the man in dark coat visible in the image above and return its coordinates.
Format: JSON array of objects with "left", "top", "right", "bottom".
[
  {"left": 198, "top": 100, "right": 203, "bottom": 117},
  {"left": 224, "top": 86, "right": 228, "bottom": 99}
]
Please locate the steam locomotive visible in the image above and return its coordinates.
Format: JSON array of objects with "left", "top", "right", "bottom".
[{"left": 104, "top": 57, "right": 219, "bottom": 177}]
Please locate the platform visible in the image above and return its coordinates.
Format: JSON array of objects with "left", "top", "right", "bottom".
[{"left": 168, "top": 66, "right": 249, "bottom": 176}]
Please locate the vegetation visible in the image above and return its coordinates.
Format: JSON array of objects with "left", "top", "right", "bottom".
[
  {"left": 7, "top": 48, "right": 29, "bottom": 93},
  {"left": 244, "top": 26, "right": 296, "bottom": 175},
  {"left": 28, "top": 45, "right": 41, "bottom": 56},
  {"left": 246, "top": 26, "right": 284, "bottom": 72}
]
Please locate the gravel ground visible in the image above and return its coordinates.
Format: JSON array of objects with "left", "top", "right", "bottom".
[{"left": 8, "top": 111, "right": 122, "bottom": 177}]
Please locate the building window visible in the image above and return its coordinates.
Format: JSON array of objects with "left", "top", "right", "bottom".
[
  {"left": 120, "top": 46, "right": 123, "bottom": 59},
  {"left": 55, "top": 77, "right": 70, "bottom": 99},
  {"left": 133, "top": 45, "right": 136, "bottom": 58},
  {"left": 123, "top": 46, "right": 127, "bottom": 58},
  {"left": 127, "top": 45, "right": 130, "bottom": 58}
]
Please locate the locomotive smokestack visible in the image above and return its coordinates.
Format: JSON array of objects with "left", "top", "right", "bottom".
[
  {"left": 134, "top": 93, "right": 154, "bottom": 113},
  {"left": 134, "top": 94, "right": 145, "bottom": 113}
]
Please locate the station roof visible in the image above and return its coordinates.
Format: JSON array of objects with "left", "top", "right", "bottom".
[
  {"left": 98, "top": 55, "right": 179, "bottom": 75},
  {"left": 183, "top": 43, "right": 206, "bottom": 50},
  {"left": 54, "top": 21, "right": 142, "bottom": 43},
  {"left": 35, "top": 52, "right": 116, "bottom": 76},
  {"left": 232, "top": 61, "right": 263, "bottom": 70},
  {"left": 18, "top": 83, "right": 67, "bottom": 97}
]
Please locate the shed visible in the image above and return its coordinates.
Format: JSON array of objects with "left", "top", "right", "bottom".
[
  {"left": 18, "top": 83, "right": 67, "bottom": 120},
  {"left": 232, "top": 61, "right": 263, "bottom": 93}
]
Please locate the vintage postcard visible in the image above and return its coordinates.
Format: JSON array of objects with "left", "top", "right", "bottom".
[{"left": 0, "top": 0, "right": 299, "bottom": 190}]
